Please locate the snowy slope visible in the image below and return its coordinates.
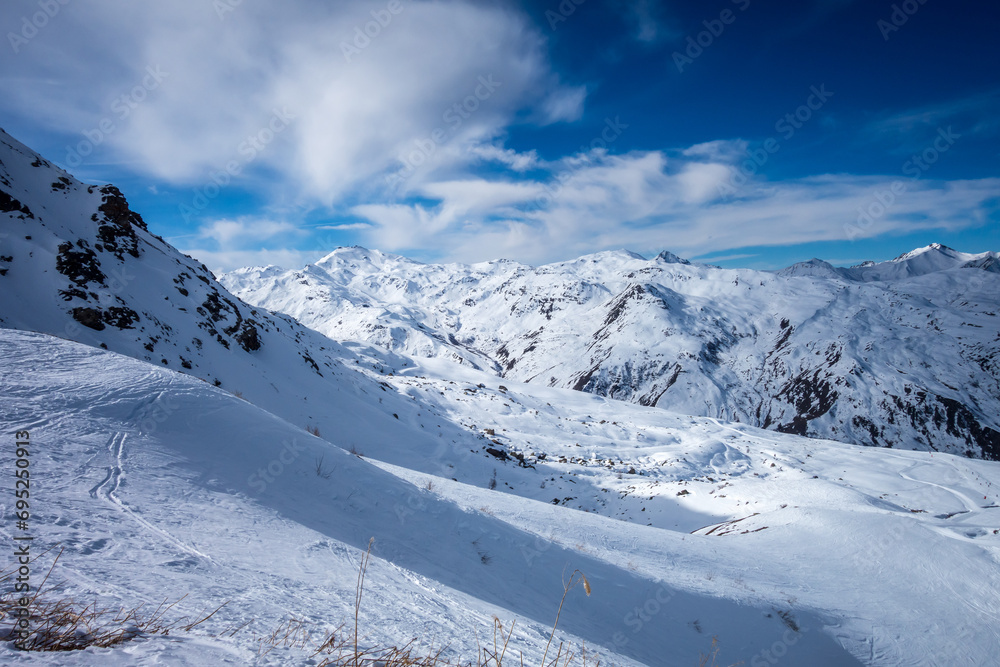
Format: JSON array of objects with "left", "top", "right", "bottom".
[
  {"left": 3, "top": 329, "right": 1000, "bottom": 665},
  {"left": 224, "top": 245, "right": 1000, "bottom": 459},
  {"left": 0, "top": 127, "right": 466, "bottom": 470},
  {"left": 3, "top": 126, "right": 1000, "bottom": 665}
]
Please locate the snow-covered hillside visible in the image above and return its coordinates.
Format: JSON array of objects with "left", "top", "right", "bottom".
[
  {"left": 5, "top": 330, "right": 1000, "bottom": 665},
  {"left": 224, "top": 244, "right": 1000, "bottom": 459},
  {"left": 0, "top": 127, "right": 451, "bottom": 460},
  {"left": 3, "top": 126, "right": 1000, "bottom": 665}
]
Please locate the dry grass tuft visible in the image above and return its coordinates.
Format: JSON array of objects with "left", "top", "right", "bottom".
[
  {"left": 316, "top": 454, "right": 335, "bottom": 479},
  {"left": 0, "top": 548, "right": 225, "bottom": 652},
  {"left": 250, "top": 540, "right": 601, "bottom": 667},
  {"left": 4, "top": 542, "right": 726, "bottom": 666},
  {"left": 539, "top": 569, "right": 593, "bottom": 667}
]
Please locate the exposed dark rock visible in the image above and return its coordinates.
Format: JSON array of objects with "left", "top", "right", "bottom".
[
  {"left": 95, "top": 186, "right": 146, "bottom": 260},
  {"left": 773, "top": 368, "right": 840, "bottom": 437},
  {"left": 852, "top": 415, "right": 882, "bottom": 446},
  {"left": 602, "top": 284, "right": 645, "bottom": 329},
  {"left": 486, "top": 447, "right": 509, "bottom": 462},
  {"left": 935, "top": 396, "right": 1000, "bottom": 460},
  {"left": 56, "top": 241, "right": 106, "bottom": 287},
  {"left": 235, "top": 322, "right": 262, "bottom": 352},
  {"left": 103, "top": 306, "right": 139, "bottom": 330},
  {"left": 72, "top": 307, "right": 105, "bottom": 331},
  {"left": 0, "top": 188, "right": 34, "bottom": 218},
  {"left": 301, "top": 353, "right": 321, "bottom": 374}
]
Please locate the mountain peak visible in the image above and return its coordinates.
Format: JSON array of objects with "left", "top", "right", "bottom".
[
  {"left": 776, "top": 258, "right": 841, "bottom": 279},
  {"left": 776, "top": 245, "right": 996, "bottom": 282},
  {"left": 655, "top": 250, "right": 691, "bottom": 265},
  {"left": 560, "top": 249, "right": 647, "bottom": 266},
  {"left": 602, "top": 249, "right": 646, "bottom": 261},
  {"left": 890, "top": 242, "right": 962, "bottom": 262}
]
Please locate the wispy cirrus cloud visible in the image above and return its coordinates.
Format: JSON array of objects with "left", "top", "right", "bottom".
[
  {"left": 174, "top": 216, "right": 311, "bottom": 271},
  {"left": 345, "top": 139, "right": 1000, "bottom": 265},
  {"left": 864, "top": 89, "right": 1000, "bottom": 153},
  {"left": 0, "top": 0, "right": 585, "bottom": 206},
  {"left": 198, "top": 218, "right": 301, "bottom": 247}
]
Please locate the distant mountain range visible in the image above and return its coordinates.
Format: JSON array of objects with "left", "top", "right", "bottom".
[
  {"left": 4, "top": 125, "right": 1000, "bottom": 665},
  {"left": 223, "top": 243, "right": 1000, "bottom": 459}
]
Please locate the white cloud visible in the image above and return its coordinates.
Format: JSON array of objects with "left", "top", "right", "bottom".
[
  {"left": 316, "top": 223, "right": 371, "bottom": 231},
  {"left": 198, "top": 218, "right": 300, "bottom": 247},
  {"left": 343, "top": 143, "right": 1000, "bottom": 264},
  {"left": 177, "top": 247, "right": 321, "bottom": 274},
  {"left": 469, "top": 144, "right": 539, "bottom": 171},
  {"left": 350, "top": 203, "right": 439, "bottom": 251},
  {"left": 682, "top": 139, "right": 749, "bottom": 162},
  {"left": 0, "top": 0, "right": 584, "bottom": 204},
  {"left": 537, "top": 84, "right": 588, "bottom": 124},
  {"left": 676, "top": 162, "right": 732, "bottom": 204},
  {"left": 178, "top": 216, "right": 309, "bottom": 271},
  {"left": 421, "top": 179, "right": 543, "bottom": 217}
]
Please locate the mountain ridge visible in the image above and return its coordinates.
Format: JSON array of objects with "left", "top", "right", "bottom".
[
  {"left": 4, "top": 126, "right": 1000, "bottom": 665},
  {"left": 224, "top": 242, "right": 1000, "bottom": 459}
]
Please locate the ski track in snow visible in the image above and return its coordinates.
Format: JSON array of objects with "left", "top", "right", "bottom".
[
  {"left": 4, "top": 319, "right": 999, "bottom": 665},
  {"left": 88, "top": 430, "right": 215, "bottom": 565},
  {"left": 897, "top": 463, "right": 981, "bottom": 514},
  {"left": 2, "top": 128, "right": 999, "bottom": 664}
]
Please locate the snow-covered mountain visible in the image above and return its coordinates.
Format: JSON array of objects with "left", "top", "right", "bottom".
[
  {"left": 0, "top": 127, "right": 445, "bottom": 460},
  {"left": 3, "top": 126, "right": 1000, "bottom": 665},
  {"left": 11, "top": 327, "right": 1000, "bottom": 666},
  {"left": 223, "top": 244, "right": 1000, "bottom": 460},
  {"left": 779, "top": 244, "right": 1000, "bottom": 282}
]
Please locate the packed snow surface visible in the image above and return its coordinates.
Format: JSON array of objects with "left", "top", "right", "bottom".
[
  {"left": 2, "top": 330, "right": 1000, "bottom": 665},
  {"left": 2, "top": 126, "right": 1000, "bottom": 665}
]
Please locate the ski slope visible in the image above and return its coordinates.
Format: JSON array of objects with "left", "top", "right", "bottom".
[
  {"left": 2, "top": 330, "right": 1000, "bottom": 665},
  {"left": 3, "top": 125, "right": 1000, "bottom": 665}
]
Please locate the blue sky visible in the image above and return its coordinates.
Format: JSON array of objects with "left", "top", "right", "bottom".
[{"left": 1, "top": 0, "right": 997, "bottom": 271}]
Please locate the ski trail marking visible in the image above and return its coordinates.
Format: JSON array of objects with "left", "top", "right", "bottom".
[
  {"left": 898, "top": 464, "right": 980, "bottom": 514},
  {"left": 90, "top": 431, "right": 214, "bottom": 564},
  {"left": 89, "top": 432, "right": 124, "bottom": 499}
]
